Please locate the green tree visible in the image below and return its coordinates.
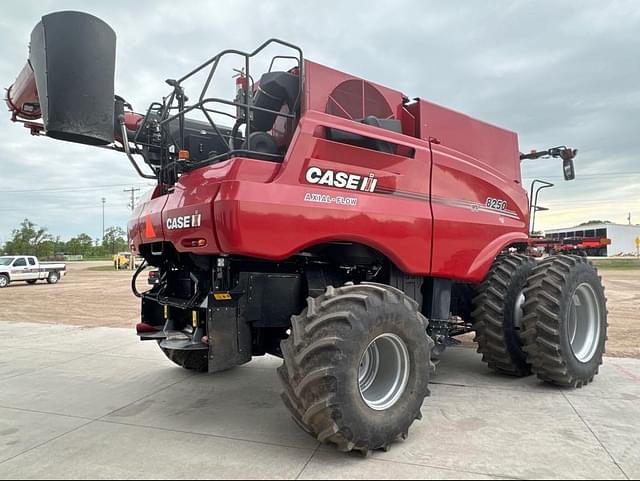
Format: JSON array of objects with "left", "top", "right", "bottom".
[
  {"left": 65, "top": 233, "right": 94, "bottom": 257},
  {"left": 37, "top": 240, "right": 56, "bottom": 259},
  {"left": 2, "top": 219, "right": 52, "bottom": 256},
  {"left": 102, "top": 226, "right": 128, "bottom": 255},
  {"left": 578, "top": 220, "right": 612, "bottom": 226}
]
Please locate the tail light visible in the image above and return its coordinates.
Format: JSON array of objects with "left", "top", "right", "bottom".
[{"left": 148, "top": 270, "right": 160, "bottom": 285}]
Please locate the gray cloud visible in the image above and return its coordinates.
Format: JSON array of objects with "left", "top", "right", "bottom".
[{"left": 1, "top": 0, "right": 638, "bottom": 242}]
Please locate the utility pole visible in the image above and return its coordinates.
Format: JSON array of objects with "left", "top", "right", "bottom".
[
  {"left": 124, "top": 187, "right": 141, "bottom": 211},
  {"left": 123, "top": 187, "right": 141, "bottom": 271},
  {"left": 101, "top": 197, "right": 106, "bottom": 242}
]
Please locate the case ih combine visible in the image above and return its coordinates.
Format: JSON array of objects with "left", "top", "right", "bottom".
[{"left": 7, "top": 11, "right": 608, "bottom": 453}]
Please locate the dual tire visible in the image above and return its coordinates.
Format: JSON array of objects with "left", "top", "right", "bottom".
[
  {"left": 472, "top": 254, "right": 535, "bottom": 376},
  {"left": 473, "top": 254, "right": 607, "bottom": 387},
  {"left": 522, "top": 255, "right": 607, "bottom": 387}
]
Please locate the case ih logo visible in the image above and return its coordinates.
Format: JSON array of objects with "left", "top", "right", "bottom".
[
  {"left": 166, "top": 213, "right": 202, "bottom": 230},
  {"left": 305, "top": 167, "right": 378, "bottom": 192}
]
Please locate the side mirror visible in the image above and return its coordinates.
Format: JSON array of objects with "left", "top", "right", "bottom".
[{"left": 563, "top": 158, "right": 575, "bottom": 181}]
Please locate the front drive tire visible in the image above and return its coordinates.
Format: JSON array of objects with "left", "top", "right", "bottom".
[
  {"left": 0, "top": 275, "right": 9, "bottom": 288},
  {"left": 279, "top": 283, "right": 434, "bottom": 453},
  {"left": 522, "top": 255, "right": 607, "bottom": 388}
]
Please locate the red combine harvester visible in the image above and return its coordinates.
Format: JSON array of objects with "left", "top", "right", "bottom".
[{"left": 7, "top": 11, "right": 608, "bottom": 453}]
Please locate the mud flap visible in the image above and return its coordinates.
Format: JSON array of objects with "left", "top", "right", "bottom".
[{"left": 207, "top": 301, "right": 252, "bottom": 372}]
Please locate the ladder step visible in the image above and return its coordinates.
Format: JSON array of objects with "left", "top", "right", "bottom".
[{"left": 160, "top": 338, "right": 208, "bottom": 352}]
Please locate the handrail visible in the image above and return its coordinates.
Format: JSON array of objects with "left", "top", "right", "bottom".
[{"left": 133, "top": 39, "right": 304, "bottom": 183}]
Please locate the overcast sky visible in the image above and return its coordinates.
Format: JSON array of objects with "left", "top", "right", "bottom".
[{"left": 1, "top": 0, "right": 638, "bottom": 243}]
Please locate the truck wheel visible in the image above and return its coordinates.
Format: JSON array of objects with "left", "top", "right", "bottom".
[
  {"left": 0, "top": 275, "right": 9, "bottom": 288},
  {"left": 26, "top": 280, "right": 38, "bottom": 285},
  {"left": 158, "top": 341, "right": 208, "bottom": 372},
  {"left": 278, "top": 283, "right": 434, "bottom": 453},
  {"left": 47, "top": 272, "right": 60, "bottom": 284},
  {"left": 522, "top": 255, "right": 607, "bottom": 388},
  {"left": 472, "top": 254, "right": 536, "bottom": 376}
]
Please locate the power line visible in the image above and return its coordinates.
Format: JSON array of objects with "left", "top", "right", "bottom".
[
  {"left": 523, "top": 172, "right": 640, "bottom": 180},
  {"left": 1, "top": 183, "right": 154, "bottom": 194}
]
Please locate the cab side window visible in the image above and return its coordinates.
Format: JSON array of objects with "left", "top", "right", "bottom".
[
  {"left": 28, "top": 258, "right": 36, "bottom": 266},
  {"left": 13, "top": 258, "right": 27, "bottom": 267}
]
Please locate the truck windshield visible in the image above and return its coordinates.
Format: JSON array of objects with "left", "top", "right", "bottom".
[{"left": 0, "top": 257, "right": 14, "bottom": 266}]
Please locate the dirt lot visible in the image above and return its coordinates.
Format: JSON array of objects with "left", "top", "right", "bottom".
[
  {"left": 0, "top": 261, "right": 638, "bottom": 357},
  {"left": 0, "top": 261, "right": 146, "bottom": 329}
]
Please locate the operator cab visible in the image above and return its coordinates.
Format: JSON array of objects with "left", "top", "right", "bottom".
[{"left": 125, "top": 41, "right": 304, "bottom": 185}]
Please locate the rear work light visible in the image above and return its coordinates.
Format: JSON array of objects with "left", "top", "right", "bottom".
[
  {"left": 181, "top": 238, "right": 208, "bottom": 248},
  {"left": 147, "top": 270, "right": 160, "bottom": 286}
]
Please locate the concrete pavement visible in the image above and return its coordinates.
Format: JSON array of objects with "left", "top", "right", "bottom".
[{"left": 0, "top": 322, "right": 638, "bottom": 479}]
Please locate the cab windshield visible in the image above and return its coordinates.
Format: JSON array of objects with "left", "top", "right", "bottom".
[{"left": 0, "top": 257, "right": 15, "bottom": 266}]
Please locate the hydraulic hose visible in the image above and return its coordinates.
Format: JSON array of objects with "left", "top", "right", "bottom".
[{"left": 131, "top": 259, "right": 148, "bottom": 298}]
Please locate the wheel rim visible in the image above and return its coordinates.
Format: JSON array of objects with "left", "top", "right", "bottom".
[
  {"left": 358, "top": 333, "right": 410, "bottom": 411},
  {"left": 50, "top": 274, "right": 58, "bottom": 282},
  {"left": 567, "top": 283, "right": 601, "bottom": 363},
  {"left": 0, "top": 277, "right": 6, "bottom": 287}
]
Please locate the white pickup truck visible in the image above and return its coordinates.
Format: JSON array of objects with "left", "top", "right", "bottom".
[{"left": 0, "top": 256, "right": 66, "bottom": 288}]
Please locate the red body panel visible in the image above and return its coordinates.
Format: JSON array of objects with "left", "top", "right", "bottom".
[
  {"left": 130, "top": 60, "right": 529, "bottom": 283},
  {"left": 410, "top": 101, "right": 529, "bottom": 281}
]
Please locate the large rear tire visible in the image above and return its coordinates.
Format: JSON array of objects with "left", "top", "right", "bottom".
[
  {"left": 522, "top": 255, "right": 607, "bottom": 387},
  {"left": 278, "top": 283, "right": 433, "bottom": 453},
  {"left": 472, "top": 254, "right": 535, "bottom": 376},
  {"left": 157, "top": 341, "right": 208, "bottom": 372}
]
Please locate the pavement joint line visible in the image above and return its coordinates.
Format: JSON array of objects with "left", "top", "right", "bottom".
[
  {"left": 562, "top": 390, "right": 631, "bottom": 480},
  {"left": 95, "top": 350, "right": 280, "bottom": 370},
  {"left": 95, "top": 373, "right": 199, "bottom": 422},
  {"left": 609, "top": 362, "right": 640, "bottom": 382},
  {"left": 349, "top": 454, "right": 524, "bottom": 481},
  {"left": 98, "top": 418, "right": 317, "bottom": 453},
  {"left": 0, "top": 373, "right": 210, "bottom": 466},
  {"left": 95, "top": 352, "right": 278, "bottom": 371},
  {"left": 429, "top": 380, "right": 564, "bottom": 396},
  {"left": 92, "top": 339, "right": 149, "bottom": 355},
  {"left": 0, "top": 351, "right": 98, "bottom": 381},
  {"left": 563, "top": 392, "right": 640, "bottom": 402},
  {"left": 294, "top": 443, "right": 321, "bottom": 480},
  {"left": 87, "top": 352, "right": 164, "bottom": 361},
  {"left": 237, "top": 365, "right": 279, "bottom": 371},
  {"left": 0, "top": 418, "right": 95, "bottom": 467},
  {"left": 0, "top": 404, "right": 94, "bottom": 422},
  {"left": 80, "top": 351, "right": 180, "bottom": 365}
]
